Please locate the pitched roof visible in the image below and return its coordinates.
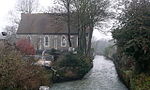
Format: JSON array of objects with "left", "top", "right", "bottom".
[{"left": 17, "top": 13, "right": 78, "bottom": 35}]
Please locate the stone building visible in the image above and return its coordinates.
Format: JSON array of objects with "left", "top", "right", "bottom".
[{"left": 17, "top": 13, "right": 79, "bottom": 51}]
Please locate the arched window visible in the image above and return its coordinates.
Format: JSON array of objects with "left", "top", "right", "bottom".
[
  {"left": 39, "top": 36, "right": 42, "bottom": 50},
  {"left": 44, "top": 36, "right": 49, "bottom": 47},
  {"left": 61, "top": 35, "right": 67, "bottom": 47},
  {"left": 27, "top": 35, "right": 31, "bottom": 42}
]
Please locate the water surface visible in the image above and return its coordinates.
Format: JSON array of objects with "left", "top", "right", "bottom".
[{"left": 50, "top": 55, "right": 128, "bottom": 90}]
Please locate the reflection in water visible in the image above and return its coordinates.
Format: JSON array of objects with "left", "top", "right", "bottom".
[{"left": 50, "top": 55, "right": 128, "bottom": 90}]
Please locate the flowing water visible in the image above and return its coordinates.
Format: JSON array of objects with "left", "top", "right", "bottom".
[{"left": 50, "top": 55, "right": 128, "bottom": 90}]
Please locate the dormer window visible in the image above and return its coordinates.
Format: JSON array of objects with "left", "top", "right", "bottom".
[
  {"left": 61, "top": 35, "right": 67, "bottom": 47},
  {"left": 44, "top": 36, "right": 49, "bottom": 47}
]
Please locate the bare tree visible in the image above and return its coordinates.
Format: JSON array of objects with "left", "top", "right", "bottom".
[
  {"left": 55, "top": 0, "right": 110, "bottom": 55},
  {"left": 72, "top": 0, "right": 110, "bottom": 55},
  {"left": 16, "top": 0, "right": 39, "bottom": 14},
  {"left": 56, "top": 0, "right": 73, "bottom": 47},
  {"left": 7, "top": 0, "right": 39, "bottom": 30},
  {"left": 5, "top": 0, "right": 39, "bottom": 44},
  {"left": 4, "top": 25, "right": 17, "bottom": 45},
  {"left": 8, "top": 10, "right": 20, "bottom": 26},
  {"left": 5, "top": 26, "right": 17, "bottom": 34}
]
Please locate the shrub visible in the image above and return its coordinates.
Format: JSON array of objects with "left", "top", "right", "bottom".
[
  {"left": 124, "top": 37, "right": 150, "bottom": 73},
  {"left": 16, "top": 38, "right": 35, "bottom": 55},
  {"left": 52, "top": 52, "right": 93, "bottom": 81},
  {"left": 112, "top": 0, "right": 150, "bottom": 73},
  {"left": 132, "top": 73, "right": 150, "bottom": 90},
  {"left": 0, "top": 42, "right": 52, "bottom": 90}
]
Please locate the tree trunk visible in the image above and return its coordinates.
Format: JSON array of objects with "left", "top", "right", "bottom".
[
  {"left": 83, "top": 27, "right": 87, "bottom": 54},
  {"left": 77, "top": 10, "right": 80, "bottom": 49},
  {"left": 67, "top": 0, "right": 72, "bottom": 47},
  {"left": 78, "top": 26, "right": 87, "bottom": 54},
  {"left": 86, "top": 23, "right": 94, "bottom": 56},
  {"left": 79, "top": 28, "right": 84, "bottom": 53}
]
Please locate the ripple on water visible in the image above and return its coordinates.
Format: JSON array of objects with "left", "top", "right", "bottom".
[{"left": 50, "top": 55, "right": 128, "bottom": 90}]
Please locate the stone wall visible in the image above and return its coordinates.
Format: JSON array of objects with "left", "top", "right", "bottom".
[{"left": 17, "top": 34, "right": 78, "bottom": 50}]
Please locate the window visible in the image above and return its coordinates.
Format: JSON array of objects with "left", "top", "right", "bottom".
[
  {"left": 61, "top": 35, "right": 67, "bottom": 47},
  {"left": 70, "top": 35, "right": 74, "bottom": 46},
  {"left": 54, "top": 39, "right": 57, "bottom": 49},
  {"left": 27, "top": 35, "right": 31, "bottom": 42},
  {"left": 77, "top": 36, "right": 78, "bottom": 47},
  {"left": 44, "top": 36, "right": 49, "bottom": 47},
  {"left": 54, "top": 36, "right": 57, "bottom": 49},
  {"left": 39, "top": 36, "right": 42, "bottom": 50}
]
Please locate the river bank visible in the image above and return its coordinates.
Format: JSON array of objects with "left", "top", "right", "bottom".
[{"left": 113, "top": 55, "right": 150, "bottom": 90}]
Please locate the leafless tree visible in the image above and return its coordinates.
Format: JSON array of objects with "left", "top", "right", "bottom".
[
  {"left": 4, "top": 25, "right": 17, "bottom": 45},
  {"left": 5, "top": 0, "right": 39, "bottom": 44},
  {"left": 16, "top": 0, "right": 39, "bottom": 14},
  {"left": 55, "top": 0, "right": 110, "bottom": 55},
  {"left": 72, "top": 0, "right": 110, "bottom": 55},
  {"left": 7, "top": 0, "right": 39, "bottom": 30},
  {"left": 55, "top": 0, "right": 73, "bottom": 47}
]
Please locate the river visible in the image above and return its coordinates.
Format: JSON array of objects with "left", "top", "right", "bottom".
[{"left": 50, "top": 55, "right": 128, "bottom": 90}]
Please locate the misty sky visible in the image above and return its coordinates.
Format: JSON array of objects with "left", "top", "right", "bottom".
[{"left": 0, "top": 0, "right": 112, "bottom": 40}]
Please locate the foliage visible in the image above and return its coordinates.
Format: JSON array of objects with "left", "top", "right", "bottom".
[
  {"left": 118, "top": 69, "right": 150, "bottom": 90},
  {"left": 112, "top": 0, "right": 150, "bottom": 73},
  {"left": 132, "top": 73, "right": 150, "bottom": 90},
  {"left": 52, "top": 53, "right": 93, "bottom": 81},
  {"left": 124, "top": 37, "right": 150, "bottom": 72},
  {"left": 60, "top": 53, "right": 92, "bottom": 71},
  {"left": 16, "top": 38, "right": 35, "bottom": 55},
  {"left": 0, "top": 43, "right": 52, "bottom": 90}
]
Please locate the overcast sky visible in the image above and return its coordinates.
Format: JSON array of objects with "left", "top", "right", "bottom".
[{"left": 0, "top": 0, "right": 112, "bottom": 40}]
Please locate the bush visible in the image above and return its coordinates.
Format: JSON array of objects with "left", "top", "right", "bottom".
[
  {"left": 16, "top": 38, "right": 35, "bottom": 55},
  {"left": 132, "top": 73, "right": 150, "bottom": 90},
  {"left": 52, "top": 53, "right": 93, "bottom": 82},
  {"left": 124, "top": 37, "right": 150, "bottom": 73},
  {"left": 112, "top": 0, "right": 150, "bottom": 74},
  {"left": 0, "top": 42, "right": 52, "bottom": 90}
]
